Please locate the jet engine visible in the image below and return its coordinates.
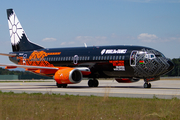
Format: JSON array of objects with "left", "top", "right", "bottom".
[
  {"left": 115, "top": 78, "right": 140, "bottom": 83},
  {"left": 54, "top": 68, "right": 82, "bottom": 84}
]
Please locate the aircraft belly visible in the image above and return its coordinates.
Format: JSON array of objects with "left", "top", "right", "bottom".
[{"left": 103, "top": 66, "right": 134, "bottom": 78}]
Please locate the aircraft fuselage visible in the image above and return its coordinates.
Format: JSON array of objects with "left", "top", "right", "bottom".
[{"left": 9, "top": 45, "right": 174, "bottom": 81}]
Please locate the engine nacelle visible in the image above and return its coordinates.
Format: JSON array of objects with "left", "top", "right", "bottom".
[
  {"left": 115, "top": 78, "right": 140, "bottom": 83},
  {"left": 54, "top": 68, "right": 82, "bottom": 84}
]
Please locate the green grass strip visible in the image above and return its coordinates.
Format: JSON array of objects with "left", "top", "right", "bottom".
[{"left": 0, "top": 91, "right": 179, "bottom": 120}]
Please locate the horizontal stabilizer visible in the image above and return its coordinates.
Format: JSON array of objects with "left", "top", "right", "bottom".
[{"left": 0, "top": 53, "right": 17, "bottom": 57}]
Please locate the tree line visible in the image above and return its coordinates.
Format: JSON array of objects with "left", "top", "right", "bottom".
[
  {"left": 0, "top": 68, "right": 51, "bottom": 79},
  {"left": 165, "top": 58, "right": 180, "bottom": 76}
]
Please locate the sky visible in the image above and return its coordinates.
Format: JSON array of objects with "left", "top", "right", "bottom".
[{"left": 0, "top": 0, "right": 180, "bottom": 64}]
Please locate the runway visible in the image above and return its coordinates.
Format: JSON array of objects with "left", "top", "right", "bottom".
[{"left": 0, "top": 80, "right": 180, "bottom": 99}]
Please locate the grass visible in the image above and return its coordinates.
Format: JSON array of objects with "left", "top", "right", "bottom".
[{"left": 0, "top": 91, "right": 180, "bottom": 120}]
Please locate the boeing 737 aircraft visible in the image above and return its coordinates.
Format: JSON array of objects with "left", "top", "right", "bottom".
[{"left": 0, "top": 9, "right": 174, "bottom": 88}]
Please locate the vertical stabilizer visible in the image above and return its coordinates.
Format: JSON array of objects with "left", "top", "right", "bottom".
[{"left": 7, "top": 9, "right": 44, "bottom": 52}]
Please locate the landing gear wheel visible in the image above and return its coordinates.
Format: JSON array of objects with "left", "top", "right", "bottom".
[
  {"left": 148, "top": 83, "right": 151, "bottom": 88},
  {"left": 93, "top": 79, "right": 99, "bottom": 87},
  {"left": 144, "top": 83, "right": 151, "bottom": 88},
  {"left": 144, "top": 83, "right": 148, "bottom": 88},
  {"left": 88, "top": 79, "right": 94, "bottom": 87},
  {"left": 56, "top": 83, "right": 67, "bottom": 88},
  {"left": 88, "top": 79, "right": 99, "bottom": 87},
  {"left": 62, "top": 84, "right": 67, "bottom": 88}
]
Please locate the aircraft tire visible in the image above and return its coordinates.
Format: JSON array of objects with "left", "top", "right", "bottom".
[
  {"left": 144, "top": 83, "right": 151, "bottom": 88},
  {"left": 57, "top": 83, "right": 62, "bottom": 88},
  {"left": 88, "top": 80, "right": 94, "bottom": 87},
  {"left": 88, "top": 79, "right": 99, "bottom": 87},
  {"left": 93, "top": 79, "right": 99, "bottom": 87},
  {"left": 56, "top": 83, "right": 67, "bottom": 88},
  {"left": 62, "top": 84, "right": 67, "bottom": 88},
  {"left": 144, "top": 83, "right": 148, "bottom": 88}
]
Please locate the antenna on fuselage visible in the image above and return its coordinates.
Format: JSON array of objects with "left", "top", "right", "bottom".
[{"left": 84, "top": 43, "right": 87, "bottom": 48}]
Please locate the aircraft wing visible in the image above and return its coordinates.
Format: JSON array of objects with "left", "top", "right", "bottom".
[
  {"left": 0, "top": 63, "right": 91, "bottom": 76},
  {"left": 0, "top": 63, "right": 58, "bottom": 70}
]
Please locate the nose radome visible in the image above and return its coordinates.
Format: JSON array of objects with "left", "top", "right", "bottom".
[{"left": 167, "top": 60, "right": 174, "bottom": 72}]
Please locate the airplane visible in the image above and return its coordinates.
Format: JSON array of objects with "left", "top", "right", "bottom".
[{"left": 0, "top": 9, "right": 174, "bottom": 88}]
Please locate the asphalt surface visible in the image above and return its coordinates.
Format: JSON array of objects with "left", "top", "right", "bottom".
[{"left": 0, "top": 80, "right": 180, "bottom": 99}]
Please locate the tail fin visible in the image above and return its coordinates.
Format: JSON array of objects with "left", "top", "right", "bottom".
[{"left": 7, "top": 9, "right": 44, "bottom": 52}]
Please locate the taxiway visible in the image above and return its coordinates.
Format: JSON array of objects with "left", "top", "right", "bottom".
[{"left": 0, "top": 80, "right": 180, "bottom": 99}]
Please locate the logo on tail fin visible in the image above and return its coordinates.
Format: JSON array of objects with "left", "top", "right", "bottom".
[
  {"left": 7, "top": 9, "right": 44, "bottom": 52},
  {"left": 7, "top": 9, "right": 23, "bottom": 51}
]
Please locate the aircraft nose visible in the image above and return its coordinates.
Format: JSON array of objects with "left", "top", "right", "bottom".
[{"left": 167, "top": 60, "right": 174, "bottom": 72}]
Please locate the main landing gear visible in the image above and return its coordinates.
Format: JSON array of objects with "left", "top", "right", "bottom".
[
  {"left": 144, "top": 79, "right": 151, "bottom": 88},
  {"left": 88, "top": 79, "right": 99, "bottom": 87},
  {"left": 56, "top": 83, "right": 67, "bottom": 88}
]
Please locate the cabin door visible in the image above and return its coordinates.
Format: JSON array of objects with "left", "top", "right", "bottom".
[
  {"left": 73, "top": 55, "right": 79, "bottom": 65},
  {"left": 130, "top": 51, "right": 137, "bottom": 66}
]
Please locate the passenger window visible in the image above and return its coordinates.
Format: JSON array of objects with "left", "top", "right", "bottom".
[
  {"left": 110, "top": 56, "right": 112, "bottom": 60},
  {"left": 101, "top": 56, "right": 103, "bottom": 60},
  {"left": 113, "top": 56, "right": 115, "bottom": 60},
  {"left": 116, "top": 56, "right": 118, "bottom": 60},
  {"left": 96, "top": 56, "right": 98, "bottom": 60},
  {"left": 93, "top": 56, "right": 95, "bottom": 60},
  {"left": 104, "top": 56, "right": 106, "bottom": 60},
  {"left": 122, "top": 56, "right": 125, "bottom": 60},
  {"left": 119, "top": 56, "right": 121, "bottom": 60},
  {"left": 107, "top": 56, "right": 109, "bottom": 60}
]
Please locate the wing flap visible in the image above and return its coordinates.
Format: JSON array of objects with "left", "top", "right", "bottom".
[{"left": 0, "top": 63, "right": 58, "bottom": 70}]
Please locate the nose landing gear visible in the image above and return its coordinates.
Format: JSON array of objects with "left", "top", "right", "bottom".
[
  {"left": 144, "top": 79, "right": 151, "bottom": 88},
  {"left": 144, "top": 82, "right": 151, "bottom": 88}
]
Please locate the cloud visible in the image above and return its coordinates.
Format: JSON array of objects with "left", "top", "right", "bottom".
[
  {"left": 42, "top": 38, "right": 57, "bottom": 42},
  {"left": 111, "top": 33, "right": 118, "bottom": 38},
  {"left": 60, "top": 41, "right": 75, "bottom": 46},
  {"left": 137, "top": 33, "right": 158, "bottom": 43},
  {"left": 168, "top": 37, "right": 180, "bottom": 42},
  {"left": 137, "top": 33, "right": 180, "bottom": 43},
  {"left": 75, "top": 36, "right": 108, "bottom": 45}
]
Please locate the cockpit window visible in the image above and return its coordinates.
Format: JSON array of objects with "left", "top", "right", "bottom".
[
  {"left": 145, "top": 53, "right": 156, "bottom": 59},
  {"left": 150, "top": 54, "right": 155, "bottom": 59},
  {"left": 155, "top": 53, "right": 165, "bottom": 58}
]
